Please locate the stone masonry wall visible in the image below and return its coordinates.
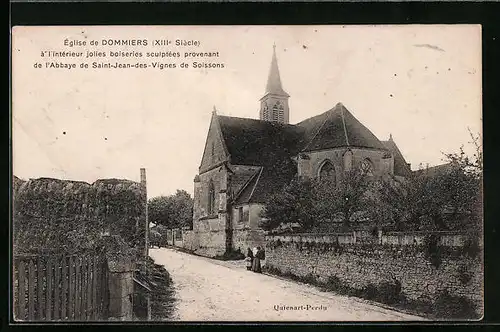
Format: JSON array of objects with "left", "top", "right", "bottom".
[
  {"left": 193, "top": 164, "right": 229, "bottom": 257},
  {"left": 298, "top": 147, "right": 392, "bottom": 179},
  {"left": 265, "top": 236, "right": 483, "bottom": 315},
  {"left": 232, "top": 204, "right": 266, "bottom": 252}
]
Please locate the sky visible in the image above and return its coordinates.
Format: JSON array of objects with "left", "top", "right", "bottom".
[{"left": 12, "top": 25, "right": 482, "bottom": 198}]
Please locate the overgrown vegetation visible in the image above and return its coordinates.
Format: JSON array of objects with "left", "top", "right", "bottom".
[
  {"left": 263, "top": 264, "right": 479, "bottom": 319},
  {"left": 260, "top": 130, "right": 482, "bottom": 234},
  {"left": 13, "top": 177, "right": 147, "bottom": 255},
  {"left": 134, "top": 257, "right": 176, "bottom": 321}
]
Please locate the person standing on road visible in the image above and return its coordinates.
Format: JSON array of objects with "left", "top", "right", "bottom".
[
  {"left": 252, "top": 246, "right": 263, "bottom": 273},
  {"left": 246, "top": 248, "right": 254, "bottom": 271}
]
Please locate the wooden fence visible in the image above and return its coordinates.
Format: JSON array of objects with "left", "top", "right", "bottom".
[{"left": 13, "top": 252, "right": 109, "bottom": 321}]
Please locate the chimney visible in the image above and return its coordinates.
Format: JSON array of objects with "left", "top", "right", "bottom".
[{"left": 407, "top": 163, "right": 411, "bottom": 169}]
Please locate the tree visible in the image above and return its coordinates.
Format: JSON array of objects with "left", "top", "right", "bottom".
[
  {"left": 148, "top": 190, "right": 194, "bottom": 229},
  {"left": 260, "top": 177, "right": 318, "bottom": 231},
  {"left": 261, "top": 168, "right": 373, "bottom": 232},
  {"left": 376, "top": 172, "right": 446, "bottom": 231},
  {"left": 377, "top": 129, "right": 482, "bottom": 231},
  {"left": 314, "top": 168, "right": 373, "bottom": 229},
  {"left": 440, "top": 129, "right": 482, "bottom": 231}
]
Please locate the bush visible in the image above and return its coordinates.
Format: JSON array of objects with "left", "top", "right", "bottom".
[
  {"left": 302, "top": 273, "right": 318, "bottom": 285},
  {"left": 462, "top": 237, "right": 481, "bottom": 259},
  {"left": 324, "top": 275, "right": 342, "bottom": 292},
  {"left": 458, "top": 265, "right": 473, "bottom": 285},
  {"left": 263, "top": 265, "right": 283, "bottom": 276},
  {"left": 377, "top": 279, "right": 402, "bottom": 305},
  {"left": 433, "top": 289, "right": 479, "bottom": 319},
  {"left": 424, "top": 234, "right": 442, "bottom": 269},
  {"left": 214, "top": 249, "right": 245, "bottom": 261},
  {"left": 362, "top": 284, "right": 379, "bottom": 301}
]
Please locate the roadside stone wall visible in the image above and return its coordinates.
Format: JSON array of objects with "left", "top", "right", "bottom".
[{"left": 265, "top": 236, "right": 483, "bottom": 316}]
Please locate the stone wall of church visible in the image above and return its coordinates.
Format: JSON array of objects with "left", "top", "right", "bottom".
[
  {"left": 194, "top": 215, "right": 227, "bottom": 257},
  {"left": 199, "top": 115, "right": 229, "bottom": 174},
  {"left": 298, "top": 147, "right": 393, "bottom": 179},
  {"left": 193, "top": 165, "right": 230, "bottom": 257},
  {"left": 232, "top": 203, "right": 266, "bottom": 252}
]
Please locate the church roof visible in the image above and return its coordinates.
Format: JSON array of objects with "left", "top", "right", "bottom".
[
  {"left": 381, "top": 136, "right": 412, "bottom": 177},
  {"left": 214, "top": 103, "right": 399, "bottom": 204},
  {"left": 230, "top": 167, "right": 261, "bottom": 197},
  {"left": 413, "top": 162, "right": 457, "bottom": 177},
  {"left": 218, "top": 115, "right": 302, "bottom": 166},
  {"left": 217, "top": 103, "right": 388, "bottom": 167},
  {"left": 262, "top": 45, "right": 289, "bottom": 98},
  {"left": 233, "top": 166, "right": 296, "bottom": 205},
  {"left": 298, "top": 103, "right": 388, "bottom": 152}
]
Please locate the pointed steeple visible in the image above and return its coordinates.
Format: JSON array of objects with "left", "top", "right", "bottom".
[
  {"left": 259, "top": 45, "right": 291, "bottom": 124},
  {"left": 264, "top": 44, "right": 289, "bottom": 97}
]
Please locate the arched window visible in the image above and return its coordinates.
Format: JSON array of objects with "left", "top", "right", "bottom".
[
  {"left": 360, "top": 159, "right": 374, "bottom": 176},
  {"left": 319, "top": 160, "right": 336, "bottom": 183},
  {"left": 208, "top": 180, "right": 216, "bottom": 215}
]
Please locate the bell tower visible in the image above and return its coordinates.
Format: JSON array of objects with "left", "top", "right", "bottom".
[{"left": 259, "top": 44, "right": 290, "bottom": 124}]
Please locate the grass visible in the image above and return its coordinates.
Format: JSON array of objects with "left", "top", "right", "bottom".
[{"left": 134, "top": 257, "right": 177, "bottom": 321}]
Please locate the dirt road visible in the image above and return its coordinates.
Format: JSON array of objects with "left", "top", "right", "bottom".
[{"left": 150, "top": 248, "right": 425, "bottom": 321}]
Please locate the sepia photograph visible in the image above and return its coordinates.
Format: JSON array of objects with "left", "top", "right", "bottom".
[{"left": 11, "top": 25, "right": 483, "bottom": 322}]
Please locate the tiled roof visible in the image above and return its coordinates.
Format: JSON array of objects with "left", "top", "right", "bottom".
[
  {"left": 215, "top": 102, "right": 399, "bottom": 204},
  {"left": 230, "top": 167, "right": 260, "bottom": 198},
  {"left": 413, "top": 162, "right": 457, "bottom": 177},
  {"left": 233, "top": 166, "right": 297, "bottom": 205},
  {"left": 381, "top": 137, "right": 412, "bottom": 177},
  {"left": 218, "top": 115, "right": 303, "bottom": 166},
  {"left": 299, "top": 103, "right": 388, "bottom": 152}
]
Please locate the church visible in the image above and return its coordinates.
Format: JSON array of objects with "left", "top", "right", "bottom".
[{"left": 191, "top": 46, "right": 412, "bottom": 257}]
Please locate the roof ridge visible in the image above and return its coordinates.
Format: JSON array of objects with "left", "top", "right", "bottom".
[
  {"left": 382, "top": 138, "right": 410, "bottom": 169},
  {"left": 340, "top": 105, "right": 350, "bottom": 146},
  {"left": 247, "top": 167, "right": 264, "bottom": 202},
  {"left": 232, "top": 168, "right": 261, "bottom": 202},
  {"left": 219, "top": 114, "right": 297, "bottom": 128},
  {"left": 301, "top": 107, "right": 334, "bottom": 152}
]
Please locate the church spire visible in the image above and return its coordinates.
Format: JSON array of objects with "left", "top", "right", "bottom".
[
  {"left": 264, "top": 44, "right": 289, "bottom": 97},
  {"left": 260, "top": 45, "right": 290, "bottom": 124}
]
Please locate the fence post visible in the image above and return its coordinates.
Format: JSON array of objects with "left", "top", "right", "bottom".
[
  {"left": 54, "top": 257, "right": 60, "bottom": 320},
  {"left": 68, "top": 256, "right": 75, "bottom": 320},
  {"left": 37, "top": 257, "right": 44, "bottom": 321},
  {"left": 18, "top": 260, "right": 26, "bottom": 320},
  {"left": 28, "top": 260, "right": 35, "bottom": 320},
  {"left": 75, "top": 257, "right": 81, "bottom": 320},
  {"left": 61, "top": 256, "right": 68, "bottom": 320},
  {"left": 86, "top": 257, "right": 93, "bottom": 321},
  {"left": 92, "top": 256, "right": 98, "bottom": 320},
  {"left": 82, "top": 256, "right": 88, "bottom": 321},
  {"left": 45, "top": 258, "right": 52, "bottom": 321},
  {"left": 107, "top": 255, "right": 134, "bottom": 321}
]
